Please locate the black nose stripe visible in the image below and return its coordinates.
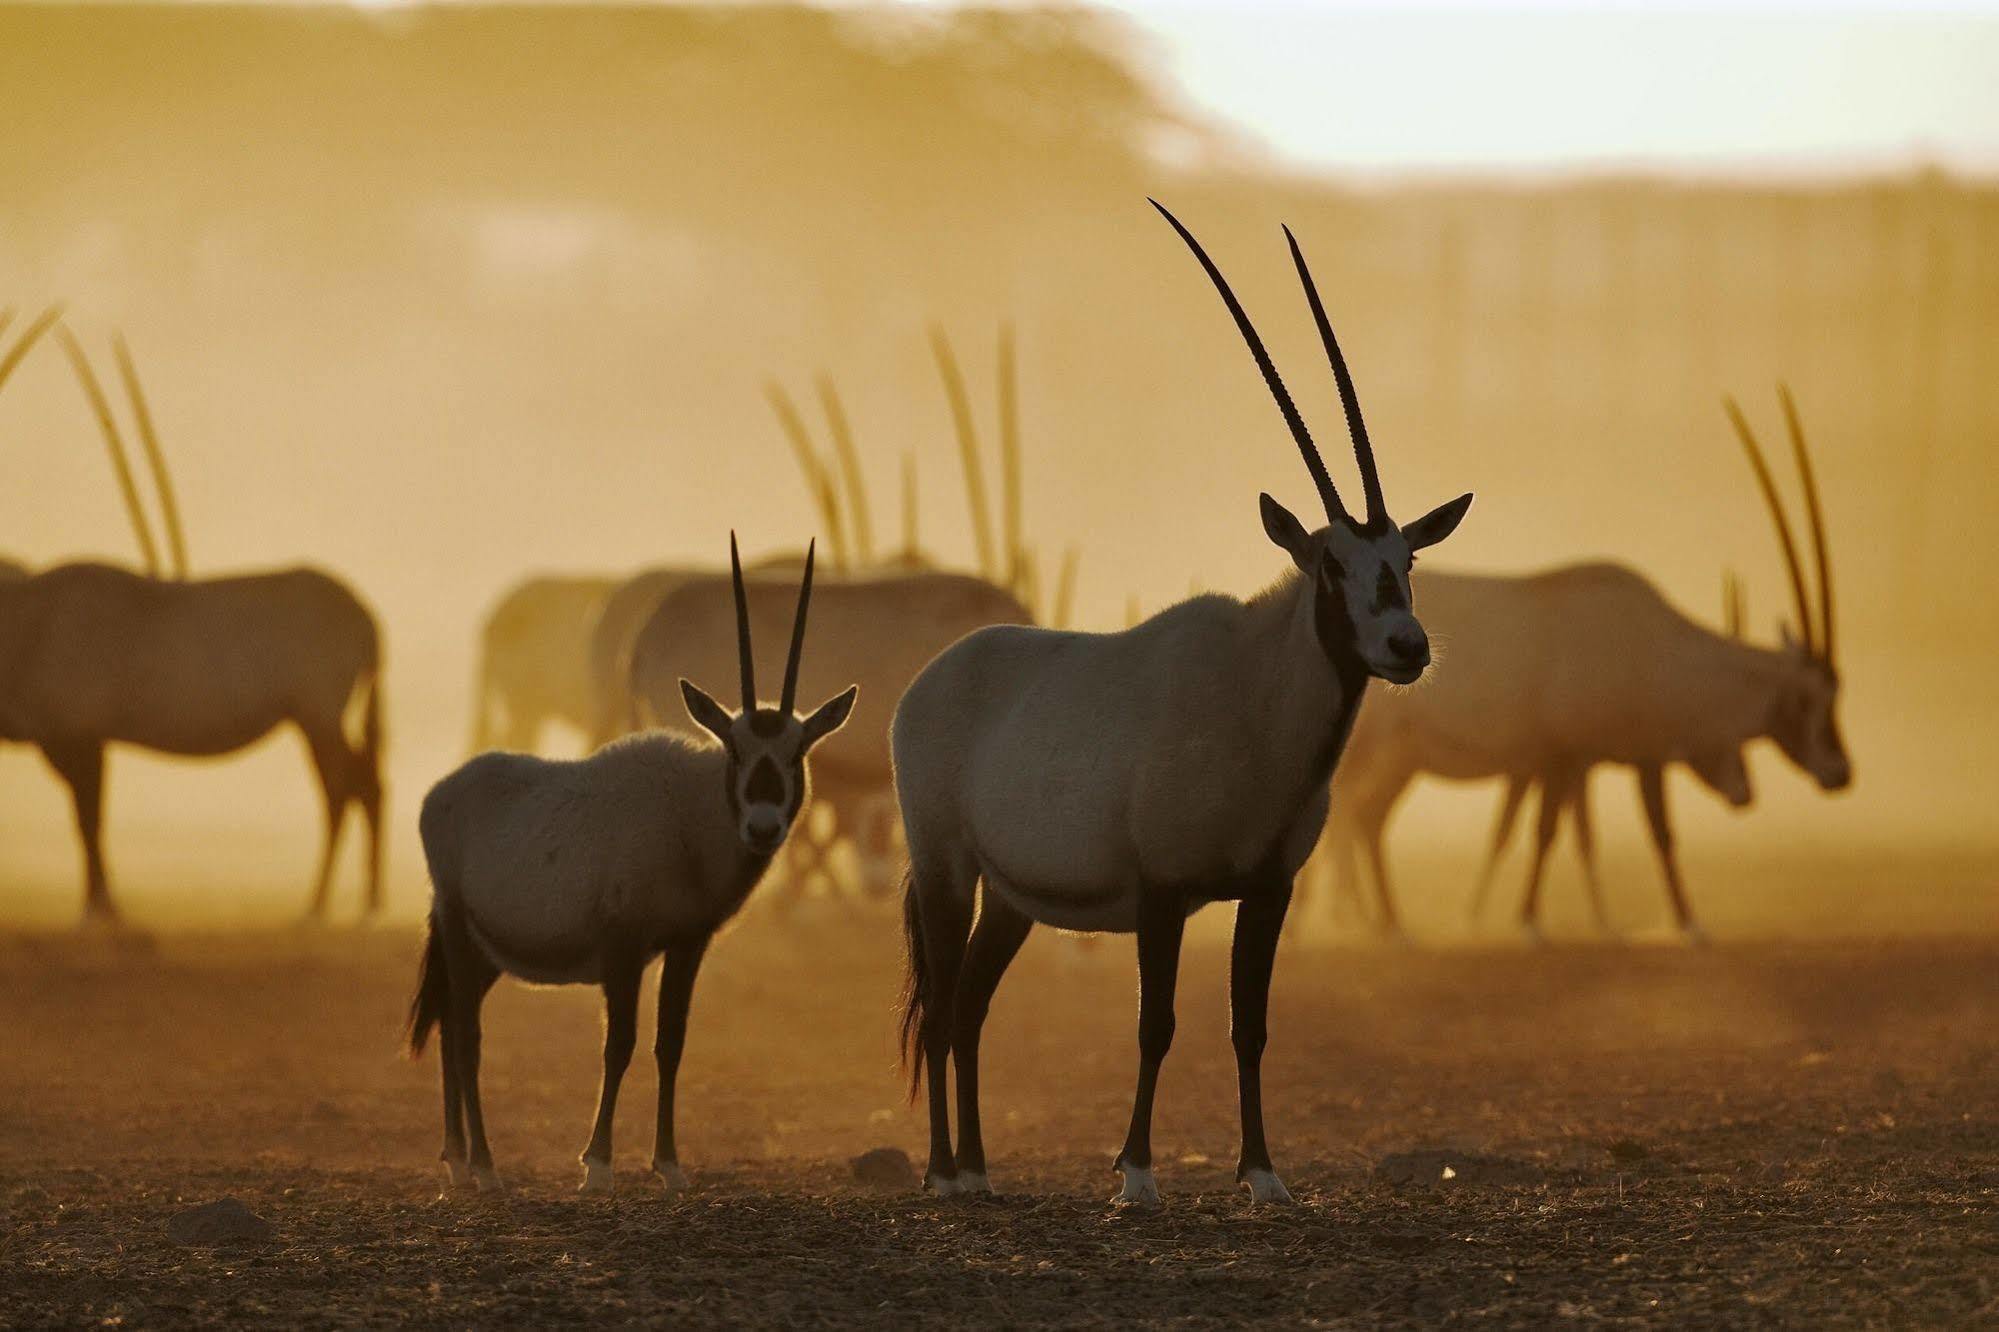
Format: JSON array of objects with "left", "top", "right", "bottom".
[{"left": 745, "top": 756, "right": 785, "bottom": 805}]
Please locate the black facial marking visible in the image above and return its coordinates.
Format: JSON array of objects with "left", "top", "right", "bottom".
[
  {"left": 745, "top": 755, "right": 786, "bottom": 805},
  {"left": 1311, "top": 563, "right": 1371, "bottom": 694},
  {"left": 1372, "top": 565, "right": 1405, "bottom": 614},
  {"left": 748, "top": 709, "right": 787, "bottom": 738}
]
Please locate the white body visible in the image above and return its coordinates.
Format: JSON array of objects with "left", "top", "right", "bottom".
[
  {"left": 894, "top": 574, "right": 1344, "bottom": 933},
  {"left": 421, "top": 732, "right": 762, "bottom": 985}
]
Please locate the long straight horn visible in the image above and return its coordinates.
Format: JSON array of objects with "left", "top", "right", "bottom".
[
  {"left": 997, "top": 323, "right": 1023, "bottom": 590},
  {"left": 1777, "top": 384, "right": 1834, "bottom": 664},
  {"left": 58, "top": 326, "right": 161, "bottom": 577},
  {"left": 113, "top": 334, "right": 189, "bottom": 580},
  {"left": 816, "top": 376, "right": 874, "bottom": 566},
  {"left": 0, "top": 304, "right": 64, "bottom": 396},
  {"left": 1284, "top": 226, "right": 1384, "bottom": 523},
  {"left": 779, "top": 538, "right": 815, "bottom": 714},
  {"left": 729, "top": 531, "right": 756, "bottom": 710},
  {"left": 767, "top": 382, "right": 850, "bottom": 571},
  {"left": 930, "top": 325, "right": 997, "bottom": 579},
  {"left": 1723, "top": 396, "right": 1814, "bottom": 656},
  {"left": 1150, "top": 199, "right": 1348, "bottom": 525}
]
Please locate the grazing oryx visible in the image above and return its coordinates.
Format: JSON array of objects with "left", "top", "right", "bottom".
[
  {"left": 407, "top": 537, "right": 856, "bottom": 1193},
  {"left": 468, "top": 574, "right": 618, "bottom": 753},
  {"left": 2, "top": 331, "right": 385, "bottom": 923},
  {"left": 892, "top": 202, "right": 1474, "bottom": 1205},
  {"left": 626, "top": 567, "right": 1031, "bottom": 892},
  {"left": 1323, "top": 388, "right": 1847, "bottom": 941},
  {"left": 1453, "top": 573, "right": 1755, "bottom": 933}
]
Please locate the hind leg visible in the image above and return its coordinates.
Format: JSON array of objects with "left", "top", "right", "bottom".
[
  {"left": 911, "top": 857, "right": 975, "bottom": 1195},
  {"left": 300, "top": 722, "right": 353, "bottom": 920},
  {"left": 951, "top": 890, "right": 1032, "bottom": 1192},
  {"left": 440, "top": 919, "right": 502, "bottom": 1189},
  {"left": 41, "top": 739, "right": 119, "bottom": 927},
  {"left": 354, "top": 749, "right": 385, "bottom": 918}
]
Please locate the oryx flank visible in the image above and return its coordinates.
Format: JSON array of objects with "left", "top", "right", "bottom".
[
  {"left": 408, "top": 537, "right": 856, "bottom": 1193},
  {"left": 890, "top": 202, "right": 1473, "bottom": 1205}
]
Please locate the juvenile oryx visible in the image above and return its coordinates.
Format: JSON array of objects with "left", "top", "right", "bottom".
[
  {"left": 1324, "top": 389, "right": 1848, "bottom": 941},
  {"left": 408, "top": 538, "right": 856, "bottom": 1193},
  {"left": 891, "top": 203, "right": 1474, "bottom": 1205},
  {"left": 1, "top": 331, "right": 385, "bottom": 923}
]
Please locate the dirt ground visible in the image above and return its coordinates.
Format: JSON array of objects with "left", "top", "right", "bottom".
[{"left": 0, "top": 898, "right": 1994, "bottom": 1328}]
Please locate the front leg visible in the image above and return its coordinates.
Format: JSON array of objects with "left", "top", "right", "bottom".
[
  {"left": 579, "top": 953, "right": 644, "bottom": 1193},
  {"left": 1231, "top": 876, "right": 1296, "bottom": 1204},
  {"left": 1113, "top": 887, "right": 1186, "bottom": 1206},
  {"left": 650, "top": 934, "right": 711, "bottom": 1191}
]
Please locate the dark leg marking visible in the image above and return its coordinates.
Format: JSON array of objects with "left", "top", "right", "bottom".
[
  {"left": 951, "top": 890, "right": 1033, "bottom": 1185},
  {"left": 1114, "top": 886, "right": 1187, "bottom": 1203},
  {"left": 652, "top": 934, "right": 711, "bottom": 1186}
]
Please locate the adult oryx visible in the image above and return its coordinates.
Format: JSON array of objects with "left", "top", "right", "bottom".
[
  {"left": 1324, "top": 388, "right": 1848, "bottom": 941},
  {"left": 891, "top": 203, "right": 1474, "bottom": 1205},
  {"left": 1, "top": 330, "right": 386, "bottom": 924}
]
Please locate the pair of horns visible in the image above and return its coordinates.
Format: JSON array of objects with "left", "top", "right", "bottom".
[
  {"left": 768, "top": 379, "right": 868, "bottom": 570},
  {"left": 729, "top": 531, "right": 816, "bottom": 715},
  {"left": 1151, "top": 200, "right": 1386, "bottom": 527},
  {"left": 1723, "top": 387, "right": 1834, "bottom": 664},
  {"left": 53, "top": 326, "right": 189, "bottom": 581}
]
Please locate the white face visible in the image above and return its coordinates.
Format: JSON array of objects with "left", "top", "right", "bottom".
[{"left": 1319, "top": 522, "right": 1429, "bottom": 685}]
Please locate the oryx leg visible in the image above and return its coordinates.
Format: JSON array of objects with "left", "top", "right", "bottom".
[
  {"left": 1113, "top": 887, "right": 1187, "bottom": 1206},
  {"left": 1519, "top": 765, "right": 1575, "bottom": 941},
  {"left": 1637, "top": 764, "right": 1702, "bottom": 942},
  {"left": 440, "top": 921, "right": 503, "bottom": 1190},
  {"left": 300, "top": 721, "right": 354, "bottom": 920},
  {"left": 950, "top": 890, "right": 1033, "bottom": 1193},
  {"left": 356, "top": 758, "right": 384, "bottom": 918},
  {"left": 651, "top": 934, "right": 710, "bottom": 1191},
  {"left": 1569, "top": 774, "right": 1611, "bottom": 935},
  {"left": 42, "top": 739, "right": 118, "bottom": 926},
  {"left": 913, "top": 870, "right": 974, "bottom": 1194},
  {"left": 579, "top": 952, "right": 645, "bottom": 1193},
  {"left": 1231, "top": 876, "right": 1296, "bottom": 1204},
  {"left": 1470, "top": 775, "right": 1531, "bottom": 922}
]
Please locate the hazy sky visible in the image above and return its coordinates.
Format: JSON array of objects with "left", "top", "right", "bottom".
[{"left": 1096, "top": 1, "right": 1999, "bottom": 176}]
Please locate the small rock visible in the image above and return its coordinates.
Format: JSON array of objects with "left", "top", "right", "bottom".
[
  {"left": 850, "top": 1147, "right": 917, "bottom": 1188},
  {"left": 166, "top": 1199, "right": 273, "bottom": 1246},
  {"left": 1374, "top": 1149, "right": 1540, "bottom": 1188}
]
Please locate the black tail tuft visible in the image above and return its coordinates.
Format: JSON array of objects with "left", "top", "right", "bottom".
[
  {"left": 405, "top": 917, "right": 449, "bottom": 1058},
  {"left": 895, "top": 866, "right": 926, "bottom": 1103}
]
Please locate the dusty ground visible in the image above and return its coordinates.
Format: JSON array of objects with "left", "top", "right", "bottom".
[{"left": 0, "top": 901, "right": 1993, "bottom": 1328}]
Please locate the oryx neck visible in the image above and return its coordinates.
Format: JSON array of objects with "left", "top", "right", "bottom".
[{"left": 1245, "top": 570, "right": 1368, "bottom": 789}]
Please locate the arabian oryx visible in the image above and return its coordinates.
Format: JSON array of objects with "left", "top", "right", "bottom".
[
  {"left": 408, "top": 537, "right": 856, "bottom": 1193},
  {"left": 1323, "top": 388, "right": 1847, "bottom": 942},
  {"left": 1, "top": 330, "right": 385, "bottom": 924},
  {"left": 467, "top": 574, "right": 619, "bottom": 753},
  {"left": 891, "top": 202, "right": 1474, "bottom": 1206}
]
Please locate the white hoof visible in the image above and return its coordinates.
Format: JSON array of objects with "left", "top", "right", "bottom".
[
  {"left": 925, "top": 1171, "right": 964, "bottom": 1196},
  {"left": 578, "top": 1157, "right": 614, "bottom": 1194},
  {"left": 442, "top": 1157, "right": 474, "bottom": 1190},
  {"left": 1113, "top": 1165, "right": 1160, "bottom": 1207},
  {"left": 1240, "top": 1168, "right": 1294, "bottom": 1205},
  {"left": 651, "top": 1161, "right": 690, "bottom": 1192},
  {"left": 471, "top": 1164, "right": 505, "bottom": 1193},
  {"left": 953, "top": 1170, "right": 991, "bottom": 1195}
]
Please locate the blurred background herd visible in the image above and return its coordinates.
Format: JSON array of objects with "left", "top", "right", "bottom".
[{"left": 2, "top": 3, "right": 1994, "bottom": 937}]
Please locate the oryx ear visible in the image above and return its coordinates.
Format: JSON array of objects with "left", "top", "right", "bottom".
[
  {"left": 1259, "top": 493, "right": 1314, "bottom": 570},
  {"left": 680, "top": 679, "right": 735, "bottom": 747},
  {"left": 801, "top": 685, "right": 859, "bottom": 748},
  {"left": 1403, "top": 492, "right": 1473, "bottom": 551}
]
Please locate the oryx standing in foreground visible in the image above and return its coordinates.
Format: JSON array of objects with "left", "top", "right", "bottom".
[
  {"left": 891, "top": 203, "right": 1473, "bottom": 1205},
  {"left": 408, "top": 537, "right": 856, "bottom": 1193}
]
